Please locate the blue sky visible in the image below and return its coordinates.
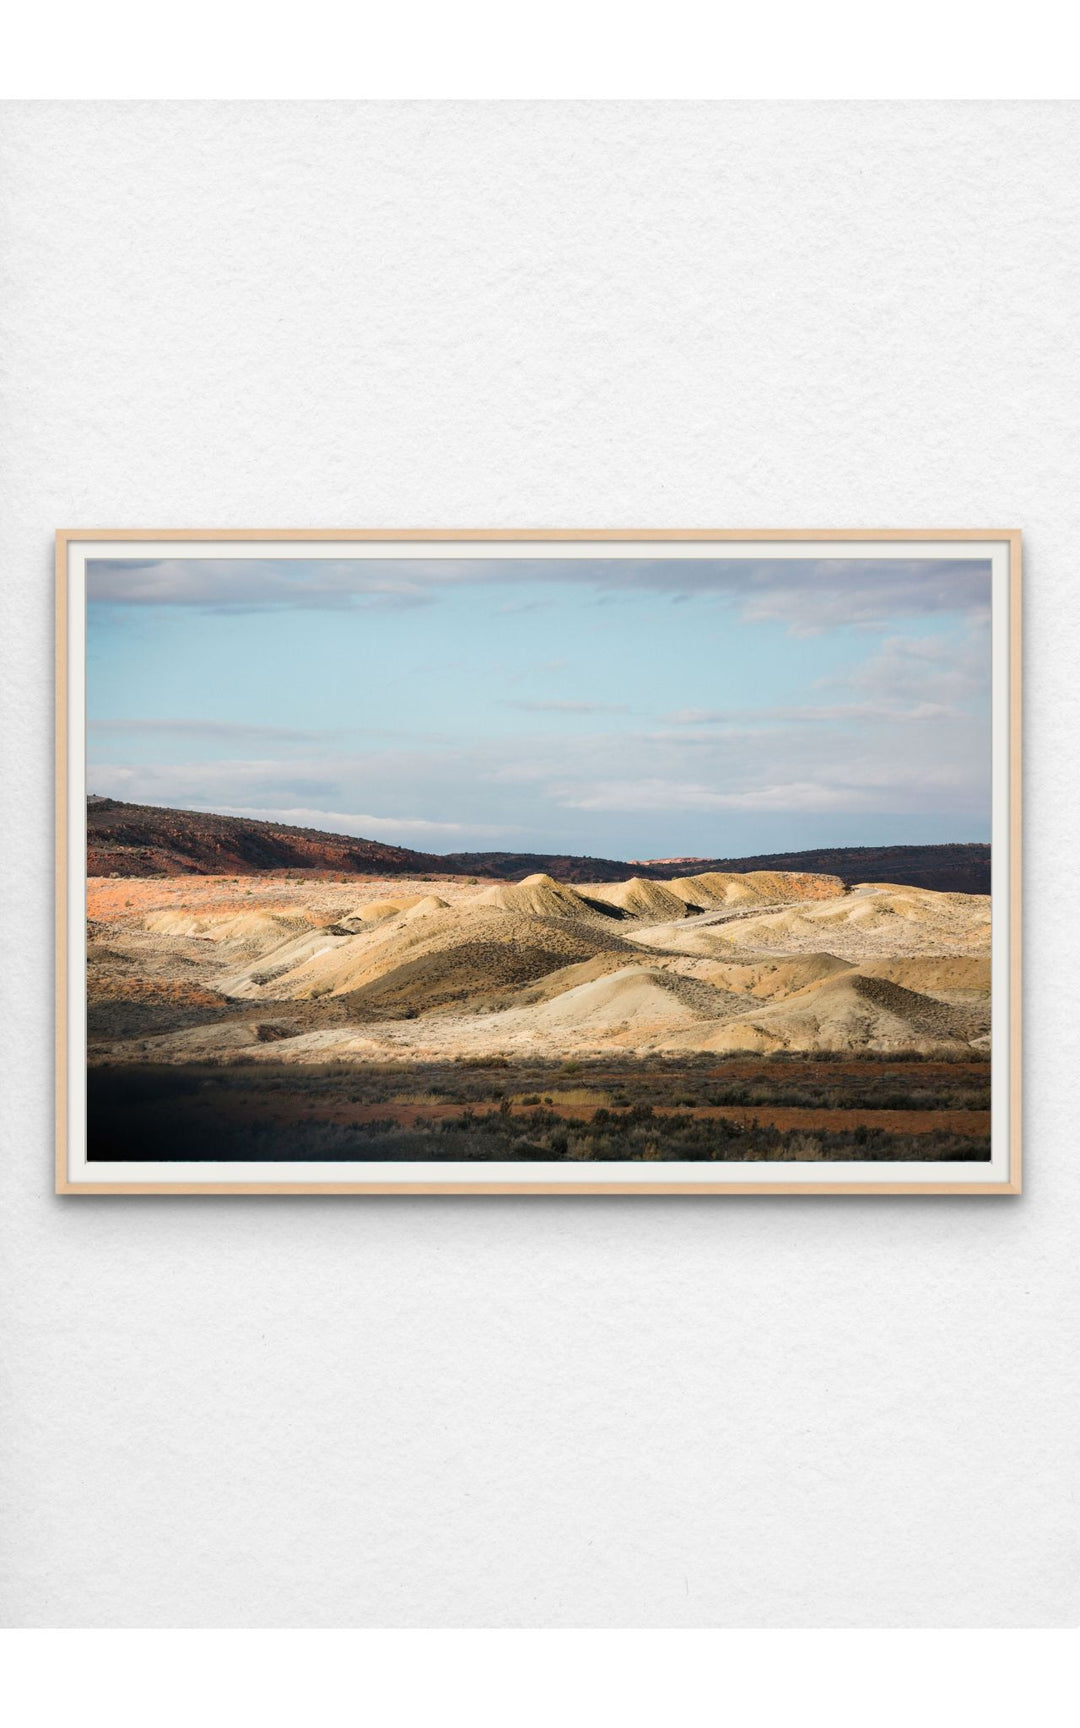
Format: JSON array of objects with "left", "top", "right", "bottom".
[{"left": 86, "top": 556, "right": 992, "bottom": 860}]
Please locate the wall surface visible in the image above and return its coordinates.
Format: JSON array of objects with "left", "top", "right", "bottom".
[{"left": 1, "top": 101, "right": 1077, "bottom": 1628}]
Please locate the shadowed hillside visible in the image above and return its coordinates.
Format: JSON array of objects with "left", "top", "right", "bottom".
[{"left": 86, "top": 796, "right": 431, "bottom": 877}]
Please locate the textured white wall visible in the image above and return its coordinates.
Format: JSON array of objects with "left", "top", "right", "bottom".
[{"left": 1, "top": 101, "right": 1077, "bottom": 1628}]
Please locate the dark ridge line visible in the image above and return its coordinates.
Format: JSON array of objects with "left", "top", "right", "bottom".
[{"left": 85, "top": 798, "right": 991, "bottom": 895}]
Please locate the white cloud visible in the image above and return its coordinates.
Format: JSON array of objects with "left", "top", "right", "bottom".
[
  {"left": 826, "top": 629, "right": 992, "bottom": 708},
  {"left": 208, "top": 806, "right": 517, "bottom": 839},
  {"left": 661, "top": 701, "right": 961, "bottom": 726},
  {"left": 88, "top": 718, "right": 332, "bottom": 742},
  {"left": 560, "top": 779, "right": 866, "bottom": 814},
  {"left": 502, "top": 700, "right": 631, "bottom": 715},
  {"left": 86, "top": 554, "right": 992, "bottom": 634}
]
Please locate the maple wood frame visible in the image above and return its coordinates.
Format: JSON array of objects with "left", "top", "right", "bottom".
[{"left": 56, "top": 529, "right": 1022, "bottom": 1196}]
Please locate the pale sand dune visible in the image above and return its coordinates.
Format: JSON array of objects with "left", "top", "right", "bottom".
[
  {"left": 505, "top": 951, "right": 645, "bottom": 1003},
  {"left": 662, "top": 970, "right": 983, "bottom": 1056},
  {"left": 581, "top": 877, "right": 696, "bottom": 921},
  {"left": 143, "top": 908, "right": 314, "bottom": 949},
  {"left": 528, "top": 965, "right": 731, "bottom": 1031},
  {"left": 685, "top": 952, "right": 855, "bottom": 999},
  {"left": 663, "top": 874, "right": 758, "bottom": 909},
  {"left": 585, "top": 869, "right": 845, "bottom": 919},
  {"left": 217, "top": 925, "right": 358, "bottom": 996},
  {"left": 672, "top": 869, "right": 845, "bottom": 908},
  {"left": 476, "top": 874, "right": 608, "bottom": 921},
  {"left": 220, "top": 901, "right": 637, "bottom": 1009},
  {"left": 401, "top": 894, "right": 452, "bottom": 920},
  {"left": 702, "top": 884, "right": 991, "bottom": 958},
  {"left": 99, "top": 871, "right": 994, "bottom": 1064},
  {"left": 220, "top": 965, "right": 734, "bottom": 1062},
  {"left": 329, "top": 895, "right": 450, "bottom": 935},
  {"left": 627, "top": 918, "right": 777, "bottom": 959},
  {"left": 352, "top": 894, "right": 434, "bottom": 922},
  {"left": 856, "top": 955, "right": 991, "bottom": 998}
]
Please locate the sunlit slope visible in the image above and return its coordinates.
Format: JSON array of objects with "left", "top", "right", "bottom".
[
  {"left": 700, "top": 884, "right": 991, "bottom": 958},
  {"left": 582, "top": 877, "right": 702, "bottom": 921},
  {"left": 143, "top": 907, "right": 315, "bottom": 951},
  {"left": 109, "top": 870, "right": 994, "bottom": 1063},
  {"left": 476, "top": 874, "right": 617, "bottom": 922},
  {"left": 528, "top": 966, "right": 733, "bottom": 1033},
  {"left": 218, "top": 897, "right": 638, "bottom": 1015},
  {"left": 662, "top": 970, "right": 987, "bottom": 1056},
  {"left": 584, "top": 869, "right": 845, "bottom": 919}
]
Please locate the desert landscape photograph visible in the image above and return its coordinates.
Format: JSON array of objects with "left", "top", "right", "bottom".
[{"left": 71, "top": 541, "right": 1001, "bottom": 1175}]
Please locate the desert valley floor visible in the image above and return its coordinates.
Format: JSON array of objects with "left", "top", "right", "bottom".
[{"left": 86, "top": 867, "right": 993, "bottom": 1163}]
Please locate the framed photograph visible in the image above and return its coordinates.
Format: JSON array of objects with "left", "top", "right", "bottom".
[{"left": 57, "top": 530, "right": 1021, "bottom": 1195}]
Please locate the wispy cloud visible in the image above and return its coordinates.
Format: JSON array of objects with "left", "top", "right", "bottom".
[
  {"left": 205, "top": 806, "right": 518, "bottom": 839},
  {"left": 501, "top": 700, "right": 631, "bottom": 715},
  {"left": 86, "top": 555, "right": 992, "bottom": 632},
  {"left": 89, "top": 718, "right": 333, "bottom": 742},
  {"left": 559, "top": 779, "right": 862, "bottom": 814},
  {"left": 833, "top": 631, "right": 991, "bottom": 707},
  {"left": 661, "top": 701, "right": 961, "bottom": 726},
  {"left": 88, "top": 717, "right": 444, "bottom": 745},
  {"left": 557, "top": 762, "right": 979, "bottom": 816}
]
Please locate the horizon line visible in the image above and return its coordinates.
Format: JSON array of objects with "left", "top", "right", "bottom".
[{"left": 84, "top": 793, "right": 991, "bottom": 861}]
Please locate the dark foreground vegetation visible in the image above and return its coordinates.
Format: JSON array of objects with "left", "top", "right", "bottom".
[{"left": 87, "top": 1054, "right": 991, "bottom": 1163}]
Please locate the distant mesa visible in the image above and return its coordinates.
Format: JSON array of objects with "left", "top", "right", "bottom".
[{"left": 627, "top": 855, "right": 711, "bottom": 867}]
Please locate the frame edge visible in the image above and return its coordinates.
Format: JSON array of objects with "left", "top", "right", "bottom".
[
  {"left": 55, "top": 532, "right": 69, "bottom": 1195},
  {"left": 56, "top": 528, "right": 1021, "bottom": 1197}
]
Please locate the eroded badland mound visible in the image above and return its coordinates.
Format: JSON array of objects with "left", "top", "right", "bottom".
[
  {"left": 89, "top": 865, "right": 993, "bottom": 1067},
  {"left": 664, "top": 970, "right": 986, "bottom": 1056},
  {"left": 476, "top": 874, "right": 613, "bottom": 922},
  {"left": 702, "top": 884, "right": 992, "bottom": 958}
]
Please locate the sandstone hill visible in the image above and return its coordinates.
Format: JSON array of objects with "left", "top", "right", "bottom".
[{"left": 88, "top": 863, "right": 994, "bottom": 1067}]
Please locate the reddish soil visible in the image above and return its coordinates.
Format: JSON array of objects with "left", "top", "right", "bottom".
[{"left": 85, "top": 874, "right": 464, "bottom": 925}]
